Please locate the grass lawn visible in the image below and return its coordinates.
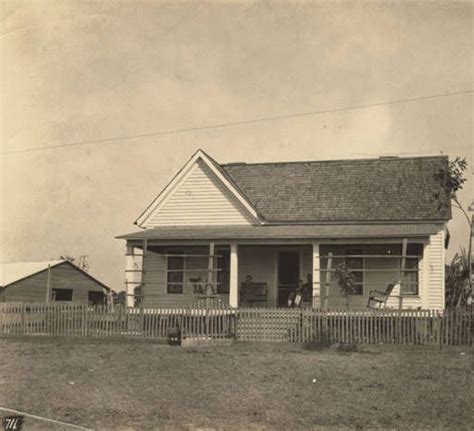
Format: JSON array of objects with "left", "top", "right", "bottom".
[{"left": 0, "top": 338, "right": 472, "bottom": 430}]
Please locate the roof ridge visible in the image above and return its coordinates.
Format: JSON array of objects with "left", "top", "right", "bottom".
[
  {"left": 0, "top": 259, "right": 65, "bottom": 265},
  {"left": 222, "top": 154, "right": 448, "bottom": 167}
]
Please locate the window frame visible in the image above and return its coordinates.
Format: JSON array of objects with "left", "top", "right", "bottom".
[
  {"left": 400, "top": 244, "right": 423, "bottom": 296},
  {"left": 51, "top": 288, "right": 73, "bottom": 302},
  {"left": 166, "top": 251, "right": 185, "bottom": 294},
  {"left": 216, "top": 249, "right": 230, "bottom": 294}
]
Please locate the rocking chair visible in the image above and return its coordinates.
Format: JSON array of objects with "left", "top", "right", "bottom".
[{"left": 367, "top": 283, "right": 396, "bottom": 309}]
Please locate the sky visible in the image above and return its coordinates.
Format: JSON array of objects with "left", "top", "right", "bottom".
[{"left": 1, "top": 1, "right": 473, "bottom": 291}]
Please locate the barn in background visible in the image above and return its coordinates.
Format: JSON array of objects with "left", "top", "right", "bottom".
[{"left": 0, "top": 260, "right": 110, "bottom": 304}]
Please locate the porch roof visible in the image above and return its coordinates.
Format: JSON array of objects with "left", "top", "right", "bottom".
[{"left": 117, "top": 223, "right": 443, "bottom": 241}]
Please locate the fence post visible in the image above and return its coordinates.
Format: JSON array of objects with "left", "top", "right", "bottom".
[
  {"left": 20, "top": 302, "right": 25, "bottom": 336},
  {"left": 82, "top": 305, "right": 88, "bottom": 338}
]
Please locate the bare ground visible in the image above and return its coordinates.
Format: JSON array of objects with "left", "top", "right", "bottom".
[{"left": 0, "top": 337, "right": 472, "bottom": 430}]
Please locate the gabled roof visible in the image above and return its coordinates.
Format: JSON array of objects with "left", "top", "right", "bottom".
[
  {"left": 135, "top": 149, "right": 262, "bottom": 227},
  {"left": 133, "top": 152, "right": 451, "bottom": 227},
  {"left": 222, "top": 155, "right": 451, "bottom": 223},
  {"left": 0, "top": 260, "right": 110, "bottom": 290}
]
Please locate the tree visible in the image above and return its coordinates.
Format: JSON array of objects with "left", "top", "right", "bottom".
[
  {"left": 334, "top": 263, "right": 356, "bottom": 308},
  {"left": 445, "top": 248, "right": 471, "bottom": 308},
  {"left": 433, "top": 157, "right": 472, "bottom": 304},
  {"left": 112, "top": 290, "right": 126, "bottom": 306}
]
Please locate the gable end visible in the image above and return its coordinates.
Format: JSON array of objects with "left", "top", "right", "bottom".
[{"left": 139, "top": 155, "right": 260, "bottom": 228}]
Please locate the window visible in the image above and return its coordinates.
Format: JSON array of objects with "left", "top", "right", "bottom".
[
  {"left": 345, "top": 249, "right": 364, "bottom": 295},
  {"left": 401, "top": 244, "right": 423, "bottom": 295},
  {"left": 167, "top": 252, "right": 184, "bottom": 294},
  {"left": 52, "top": 288, "right": 73, "bottom": 301},
  {"left": 216, "top": 249, "right": 230, "bottom": 294}
]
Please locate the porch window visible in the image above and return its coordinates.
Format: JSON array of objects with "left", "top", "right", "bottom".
[
  {"left": 345, "top": 249, "right": 364, "bottom": 295},
  {"left": 167, "top": 252, "right": 184, "bottom": 294},
  {"left": 401, "top": 244, "right": 423, "bottom": 295},
  {"left": 52, "top": 288, "right": 73, "bottom": 301}
]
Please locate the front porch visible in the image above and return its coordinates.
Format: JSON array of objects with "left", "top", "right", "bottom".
[{"left": 123, "top": 237, "right": 435, "bottom": 310}]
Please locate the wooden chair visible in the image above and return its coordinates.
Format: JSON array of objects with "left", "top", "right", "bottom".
[
  {"left": 240, "top": 280, "right": 268, "bottom": 307},
  {"left": 367, "top": 283, "right": 396, "bottom": 309}
]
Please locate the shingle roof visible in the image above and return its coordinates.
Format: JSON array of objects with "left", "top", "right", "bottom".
[
  {"left": 222, "top": 156, "right": 451, "bottom": 223},
  {"left": 117, "top": 223, "right": 444, "bottom": 241}
]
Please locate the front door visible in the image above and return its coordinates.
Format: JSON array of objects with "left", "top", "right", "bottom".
[{"left": 278, "top": 251, "right": 300, "bottom": 307}]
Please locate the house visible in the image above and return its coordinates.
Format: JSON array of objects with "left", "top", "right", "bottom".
[
  {"left": 117, "top": 150, "right": 451, "bottom": 310},
  {"left": 0, "top": 260, "right": 110, "bottom": 304}
]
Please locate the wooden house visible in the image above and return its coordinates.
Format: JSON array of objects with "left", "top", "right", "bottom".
[
  {"left": 117, "top": 150, "right": 451, "bottom": 310},
  {"left": 0, "top": 260, "right": 110, "bottom": 304}
]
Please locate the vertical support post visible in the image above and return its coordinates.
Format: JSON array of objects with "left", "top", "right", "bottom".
[
  {"left": 141, "top": 239, "right": 148, "bottom": 309},
  {"left": 312, "top": 242, "right": 321, "bottom": 308},
  {"left": 229, "top": 243, "right": 239, "bottom": 308},
  {"left": 45, "top": 264, "right": 51, "bottom": 303},
  {"left": 323, "top": 252, "right": 333, "bottom": 310},
  {"left": 399, "top": 239, "right": 407, "bottom": 310},
  {"left": 140, "top": 239, "right": 148, "bottom": 334},
  {"left": 207, "top": 242, "right": 215, "bottom": 288},
  {"left": 125, "top": 243, "right": 136, "bottom": 308},
  {"left": 21, "top": 302, "right": 26, "bottom": 335},
  {"left": 206, "top": 242, "right": 215, "bottom": 335}
]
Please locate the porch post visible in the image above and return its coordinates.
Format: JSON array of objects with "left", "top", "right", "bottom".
[
  {"left": 141, "top": 239, "right": 148, "bottom": 309},
  {"left": 125, "top": 243, "right": 136, "bottom": 308},
  {"left": 312, "top": 242, "right": 321, "bottom": 308},
  {"left": 208, "top": 243, "right": 215, "bottom": 286},
  {"left": 229, "top": 243, "right": 239, "bottom": 308}
]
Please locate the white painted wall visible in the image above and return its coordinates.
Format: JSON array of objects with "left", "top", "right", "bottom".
[
  {"left": 427, "top": 229, "right": 445, "bottom": 310},
  {"left": 145, "top": 160, "right": 256, "bottom": 227}
]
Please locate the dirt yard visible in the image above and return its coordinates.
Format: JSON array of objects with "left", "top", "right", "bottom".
[{"left": 0, "top": 338, "right": 472, "bottom": 430}]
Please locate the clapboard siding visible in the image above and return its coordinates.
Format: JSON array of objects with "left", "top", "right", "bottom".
[
  {"left": 427, "top": 229, "right": 445, "bottom": 310},
  {"left": 1, "top": 262, "right": 107, "bottom": 303},
  {"left": 146, "top": 160, "right": 256, "bottom": 227},
  {"left": 140, "top": 238, "right": 446, "bottom": 310},
  {"left": 142, "top": 246, "right": 230, "bottom": 307},
  {"left": 319, "top": 244, "right": 428, "bottom": 309}
]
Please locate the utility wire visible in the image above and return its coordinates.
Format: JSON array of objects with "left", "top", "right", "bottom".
[{"left": 2, "top": 89, "right": 473, "bottom": 155}]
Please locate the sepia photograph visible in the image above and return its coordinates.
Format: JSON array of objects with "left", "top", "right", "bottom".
[{"left": 0, "top": 1, "right": 473, "bottom": 430}]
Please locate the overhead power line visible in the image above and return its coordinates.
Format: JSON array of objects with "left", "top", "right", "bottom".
[{"left": 2, "top": 88, "right": 473, "bottom": 155}]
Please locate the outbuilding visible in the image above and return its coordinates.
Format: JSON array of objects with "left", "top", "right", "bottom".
[{"left": 0, "top": 260, "right": 110, "bottom": 304}]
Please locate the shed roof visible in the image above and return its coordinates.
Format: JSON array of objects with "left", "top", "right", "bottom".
[
  {"left": 0, "top": 260, "right": 110, "bottom": 290},
  {"left": 221, "top": 155, "right": 451, "bottom": 223},
  {"left": 118, "top": 223, "right": 443, "bottom": 241},
  {"left": 0, "top": 260, "right": 65, "bottom": 287}
]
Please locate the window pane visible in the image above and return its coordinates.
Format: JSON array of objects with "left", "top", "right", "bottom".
[
  {"left": 167, "top": 284, "right": 183, "bottom": 294},
  {"left": 216, "top": 249, "right": 230, "bottom": 294},
  {"left": 168, "top": 272, "right": 183, "bottom": 283},
  {"left": 52, "top": 289, "right": 73, "bottom": 301},
  {"left": 168, "top": 256, "right": 184, "bottom": 270}
]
